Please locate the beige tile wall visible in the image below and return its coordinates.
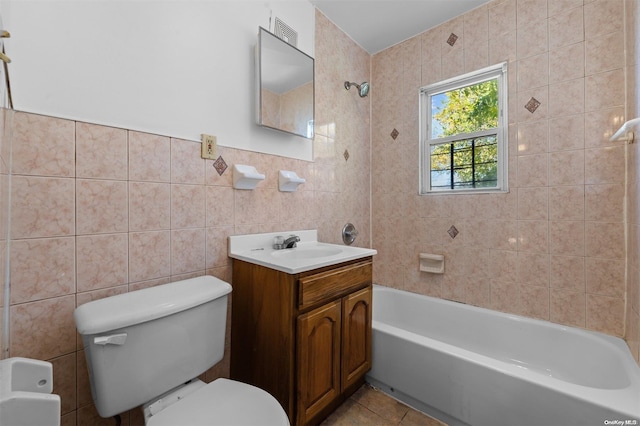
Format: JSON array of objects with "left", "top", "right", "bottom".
[
  {"left": 371, "top": 0, "right": 632, "bottom": 346},
  {"left": 3, "top": 11, "right": 370, "bottom": 424},
  {"left": 0, "top": 108, "right": 12, "bottom": 359},
  {"left": 625, "top": 0, "right": 640, "bottom": 363},
  {"left": 3, "top": 1, "right": 638, "bottom": 425}
]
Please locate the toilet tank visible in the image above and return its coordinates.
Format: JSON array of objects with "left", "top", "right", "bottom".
[{"left": 74, "top": 276, "right": 232, "bottom": 418}]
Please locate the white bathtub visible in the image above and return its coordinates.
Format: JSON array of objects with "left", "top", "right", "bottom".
[{"left": 366, "top": 285, "right": 640, "bottom": 426}]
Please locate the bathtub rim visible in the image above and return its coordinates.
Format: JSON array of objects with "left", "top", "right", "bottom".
[{"left": 371, "top": 284, "right": 640, "bottom": 419}]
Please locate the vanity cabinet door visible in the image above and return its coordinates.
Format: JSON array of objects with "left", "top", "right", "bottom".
[
  {"left": 341, "top": 286, "right": 372, "bottom": 391},
  {"left": 296, "top": 300, "right": 341, "bottom": 425}
]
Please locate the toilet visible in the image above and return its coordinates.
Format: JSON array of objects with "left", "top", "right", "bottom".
[{"left": 73, "top": 276, "right": 289, "bottom": 425}]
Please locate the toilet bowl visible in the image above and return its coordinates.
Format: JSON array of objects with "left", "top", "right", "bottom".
[
  {"left": 145, "top": 378, "right": 288, "bottom": 426},
  {"left": 74, "top": 276, "right": 289, "bottom": 425}
]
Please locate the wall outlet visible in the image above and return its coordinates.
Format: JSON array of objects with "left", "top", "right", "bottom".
[{"left": 201, "top": 134, "right": 217, "bottom": 160}]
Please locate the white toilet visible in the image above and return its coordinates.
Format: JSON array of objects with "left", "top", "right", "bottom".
[{"left": 74, "top": 276, "right": 289, "bottom": 425}]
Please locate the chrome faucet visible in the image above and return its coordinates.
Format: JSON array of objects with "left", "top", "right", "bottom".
[{"left": 283, "top": 235, "right": 300, "bottom": 249}]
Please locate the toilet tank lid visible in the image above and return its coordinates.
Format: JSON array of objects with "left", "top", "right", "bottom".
[{"left": 74, "top": 276, "right": 232, "bottom": 335}]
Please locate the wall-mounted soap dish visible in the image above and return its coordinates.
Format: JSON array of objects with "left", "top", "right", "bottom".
[
  {"left": 279, "top": 170, "right": 305, "bottom": 192},
  {"left": 420, "top": 253, "right": 444, "bottom": 274},
  {"left": 233, "top": 164, "right": 265, "bottom": 190}
]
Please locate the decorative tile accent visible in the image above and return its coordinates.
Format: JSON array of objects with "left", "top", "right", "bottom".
[
  {"left": 448, "top": 225, "right": 459, "bottom": 239},
  {"left": 525, "top": 97, "right": 541, "bottom": 113},
  {"left": 213, "top": 156, "right": 228, "bottom": 176},
  {"left": 344, "top": 149, "right": 350, "bottom": 161},
  {"left": 447, "top": 33, "right": 459, "bottom": 47},
  {"left": 391, "top": 128, "right": 399, "bottom": 140}
]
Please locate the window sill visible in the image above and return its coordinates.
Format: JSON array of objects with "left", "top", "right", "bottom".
[{"left": 421, "top": 188, "right": 509, "bottom": 196}]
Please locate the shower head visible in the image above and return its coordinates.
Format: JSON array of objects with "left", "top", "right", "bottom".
[{"left": 344, "top": 81, "right": 369, "bottom": 97}]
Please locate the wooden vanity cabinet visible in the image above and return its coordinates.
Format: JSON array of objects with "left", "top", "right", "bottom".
[{"left": 231, "top": 257, "right": 373, "bottom": 426}]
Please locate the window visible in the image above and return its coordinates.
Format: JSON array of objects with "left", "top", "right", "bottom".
[{"left": 420, "top": 63, "right": 508, "bottom": 194}]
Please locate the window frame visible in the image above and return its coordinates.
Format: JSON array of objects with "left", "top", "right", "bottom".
[{"left": 419, "top": 62, "right": 509, "bottom": 195}]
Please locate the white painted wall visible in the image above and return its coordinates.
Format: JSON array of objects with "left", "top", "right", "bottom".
[{"left": 1, "top": 0, "right": 315, "bottom": 160}]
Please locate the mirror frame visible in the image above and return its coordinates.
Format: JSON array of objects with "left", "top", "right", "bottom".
[{"left": 256, "top": 26, "right": 314, "bottom": 140}]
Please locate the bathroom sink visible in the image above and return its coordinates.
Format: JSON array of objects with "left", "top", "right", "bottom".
[
  {"left": 271, "top": 246, "right": 343, "bottom": 260},
  {"left": 228, "top": 230, "right": 376, "bottom": 274}
]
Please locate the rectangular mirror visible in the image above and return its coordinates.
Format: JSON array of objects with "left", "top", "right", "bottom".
[{"left": 256, "top": 27, "right": 314, "bottom": 139}]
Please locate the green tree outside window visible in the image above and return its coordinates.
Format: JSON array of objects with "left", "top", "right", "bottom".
[{"left": 429, "top": 79, "right": 499, "bottom": 189}]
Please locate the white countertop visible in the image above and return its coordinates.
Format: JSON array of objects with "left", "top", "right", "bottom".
[{"left": 228, "top": 230, "right": 377, "bottom": 274}]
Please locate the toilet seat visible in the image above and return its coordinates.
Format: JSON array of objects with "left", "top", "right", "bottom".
[{"left": 146, "top": 378, "right": 289, "bottom": 426}]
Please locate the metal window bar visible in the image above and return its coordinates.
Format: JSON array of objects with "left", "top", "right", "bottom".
[
  {"left": 431, "top": 136, "right": 497, "bottom": 189},
  {"left": 449, "top": 141, "right": 454, "bottom": 189}
]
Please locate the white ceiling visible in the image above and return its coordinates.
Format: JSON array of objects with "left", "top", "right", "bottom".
[{"left": 310, "top": 0, "right": 491, "bottom": 54}]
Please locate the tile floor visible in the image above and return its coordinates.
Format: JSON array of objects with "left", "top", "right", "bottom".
[{"left": 321, "top": 385, "right": 447, "bottom": 426}]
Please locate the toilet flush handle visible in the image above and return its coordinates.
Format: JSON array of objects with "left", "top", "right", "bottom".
[{"left": 94, "top": 333, "right": 127, "bottom": 346}]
